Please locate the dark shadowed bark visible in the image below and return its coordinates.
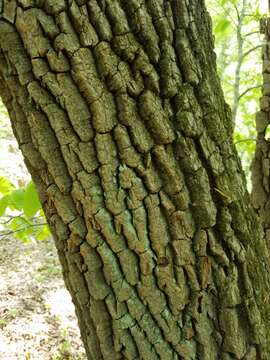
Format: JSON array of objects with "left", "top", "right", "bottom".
[{"left": 1, "top": 1, "right": 270, "bottom": 359}]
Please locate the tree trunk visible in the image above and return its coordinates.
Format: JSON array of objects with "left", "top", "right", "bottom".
[
  {"left": 252, "top": 18, "right": 270, "bottom": 252},
  {"left": 1, "top": 1, "right": 270, "bottom": 359}
]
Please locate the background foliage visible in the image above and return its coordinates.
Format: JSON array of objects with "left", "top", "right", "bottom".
[
  {"left": 0, "top": 103, "right": 49, "bottom": 242},
  {"left": 208, "top": 0, "right": 266, "bottom": 180},
  {"left": 0, "top": 177, "right": 49, "bottom": 242}
]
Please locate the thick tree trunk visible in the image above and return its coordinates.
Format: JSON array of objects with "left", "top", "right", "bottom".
[{"left": 1, "top": 1, "right": 270, "bottom": 359}]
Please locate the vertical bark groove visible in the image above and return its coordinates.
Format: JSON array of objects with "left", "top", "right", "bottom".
[{"left": 1, "top": 1, "right": 270, "bottom": 359}]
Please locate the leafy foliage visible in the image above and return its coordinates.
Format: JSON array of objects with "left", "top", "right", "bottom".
[
  {"left": 0, "top": 176, "right": 49, "bottom": 243},
  {"left": 23, "top": 181, "right": 42, "bottom": 217},
  {"left": 208, "top": 0, "right": 265, "bottom": 187}
]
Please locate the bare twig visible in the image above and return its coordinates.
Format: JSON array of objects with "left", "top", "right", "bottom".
[
  {"left": 242, "top": 45, "right": 263, "bottom": 60},
  {"left": 0, "top": 222, "right": 47, "bottom": 238},
  {"left": 0, "top": 214, "right": 45, "bottom": 225},
  {"left": 238, "top": 85, "right": 262, "bottom": 101},
  {"left": 244, "top": 30, "right": 260, "bottom": 37},
  {"left": 234, "top": 138, "right": 256, "bottom": 145}
]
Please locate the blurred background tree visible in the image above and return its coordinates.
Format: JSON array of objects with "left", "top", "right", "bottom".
[{"left": 208, "top": 0, "right": 267, "bottom": 185}]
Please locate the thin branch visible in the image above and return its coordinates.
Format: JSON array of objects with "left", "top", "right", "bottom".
[
  {"left": 238, "top": 85, "right": 262, "bottom": 100},
  {"left": 234, "top": 138, "right": 256, "bottom": 145},
  {"left": 233, "top": 3, "right": 240, "bottom": 21},
  {"left": 244, "top": 31, "right": 260, "bottom": 38},
  {"left": 0, "top": 222, "right": 47, "bottom": 238},
  {"left": 232, "top": 0, "right": 247, "bottom": 125},
  {"left": 0, "top": 214, "right": 45, "bottom": 225},
  {"left": 0, "top": 215, "right": 17, "bottom": 225},
  {"left": 241, "top": 45, "right": 263, "bottom": 60}
]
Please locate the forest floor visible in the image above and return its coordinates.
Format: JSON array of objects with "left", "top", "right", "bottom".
[{"left": 0, "top": 236, "right": 86, "bottom": 360}]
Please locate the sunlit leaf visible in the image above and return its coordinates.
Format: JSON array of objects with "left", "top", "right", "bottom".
[
  {"left": 220, "top": 0, "right": 237, "bottom": 6},
  {"left": 0, "top": 196, "right": 8, "bottom": 216},
  {"left": 23, "top": 181, "right": 41, "bottom": 217},
  {"left": 8, "top": 189, "right": 25, "bottom": 211},
  {"left": 9, "top": 216, "right": 30, "bottom": 230},
  {"left": 0, "top": 176, "right": 15, "bottom": 195},
  {"left": 36, "top": 225, "right": 50, "bottom": 241},
  {"left": 215, "top": 19, "right": 231, "bottom": 34},
  {"left": 9, "top": 217, "right": 32, "bottom": 243}
]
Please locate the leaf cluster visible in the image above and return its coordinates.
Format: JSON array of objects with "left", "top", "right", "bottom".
[{"left": 0, "top": 177, "right": 50, "bottom": 242}]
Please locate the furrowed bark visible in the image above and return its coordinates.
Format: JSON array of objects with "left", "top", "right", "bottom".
[{"left": 0, "top": 1, "right": 270, "bottom": 359}]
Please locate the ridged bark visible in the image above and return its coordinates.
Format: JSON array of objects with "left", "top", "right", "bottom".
[{"left": 1, "top": 1, "right": 270, "bottom": 359}]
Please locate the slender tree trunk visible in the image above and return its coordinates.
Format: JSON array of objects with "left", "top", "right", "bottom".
[
  {"left": 1, "top": 1, "right": 270, "bottom": 359},
  {"left": 252, "top": 19, "right": 270, "bottom": 248},
  {"left": 232, "top": 0, "right": 247, "bottom": 126}
]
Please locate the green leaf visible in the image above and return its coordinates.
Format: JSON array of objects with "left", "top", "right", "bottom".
[
  {"left": 9, "top": 217, "right": 32, "bottom": 243},
  {"left": 23, "top": 181, "right": 41, "bottom": 217},
  {"left": 36, "top": 225, "right": 50, "bottom": 241},
  {"left": 8, "top": 189, "right": 25, "bottom": 211},
  {"left": 0, "top": 196, "right": 8, "bottom": 216},
  {"left": 0, "top": 176, "right": 15, "bottom": 195},
  {"left": 215, "top": 19, "right": 231, "bottom": 34},
  {"left": 9, "top": 216, "right": 30, "bottom": 230},
  {"left": 220, "top": 0, "right": 237, "bottom": 6}
]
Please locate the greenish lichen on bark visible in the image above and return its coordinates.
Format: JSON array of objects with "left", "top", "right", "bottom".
[{"left": 0, "top": 1, "right": 270, "bottom": 359}]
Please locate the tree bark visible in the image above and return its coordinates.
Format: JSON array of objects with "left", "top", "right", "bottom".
[{"left": 1, "top": 1, "right": 270, "bottom": 359}]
